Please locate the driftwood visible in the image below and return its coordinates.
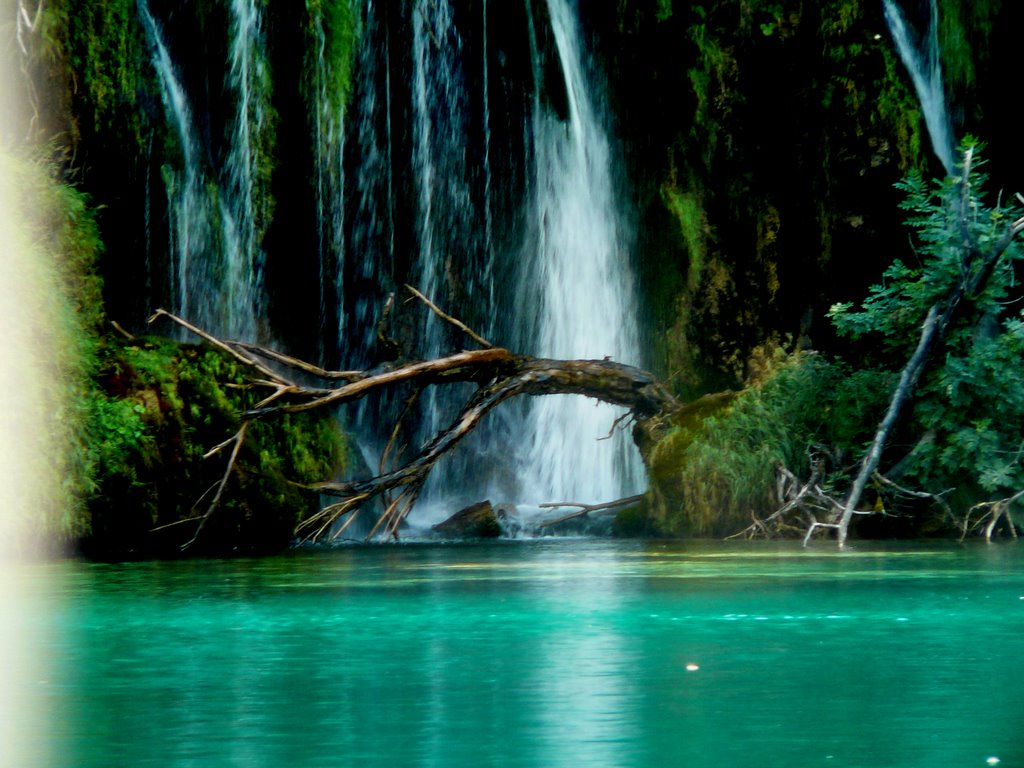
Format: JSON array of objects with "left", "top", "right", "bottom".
[
  {"left": 961, "top": 489, "right": 1024, "bottom": 543},
  {"left": 150, "top": 287, "right": 680, "bottom": 545},
  {"left": 536, "top": 494, "right": 644, "bottom": 529}
]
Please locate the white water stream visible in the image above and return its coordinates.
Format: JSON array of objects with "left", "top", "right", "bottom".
[
  {"left": 515, "top": 0, "right": 644, "bottom": 505},
  {"left": 138, "top": 0, "right": 268, "bottom": 341},
  {"left": 883, "top": 0, "right": 956, "bottom": 174}
]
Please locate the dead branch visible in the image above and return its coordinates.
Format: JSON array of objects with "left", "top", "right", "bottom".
[
  {"left": 150, "top": 309, "right": 293, "bottom": 386},
  {"left": 309, "top": 358, "right": 677, "bottom": 537},
  {"left": 960, "top": 489, "right": 1024, "bottom": 543},
  {"left": 405, "top": 284, "right": 493, "bottom": 348},
  {"left": 872, "top": 472, "right": 953, "bottom": 523},
  {"left": 536, "top": 494, "right": 644, "bottom": 529},
  {"left": 158, "top": 307, "right": 680, "bottom": 544},
  {"left": 726, "top": 457, "right": 832, "bottom": 540},
  {"left": 246, "top": 347, "right": 515, "bottom": 417},
  {"left": 181, "top": 423, "right": 249, "bottom": 551},
  {"left": 231, "top": 340, "right": 365, "bottom": 381}
]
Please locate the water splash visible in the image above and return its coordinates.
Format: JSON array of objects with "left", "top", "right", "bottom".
[{"left": 883, "top": 0, "right": 956, "bottom": 174}]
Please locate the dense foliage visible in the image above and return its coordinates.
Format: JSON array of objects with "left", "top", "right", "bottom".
[
  {"left": 645, "top": 350, "right": 893, "bottom": 536},
  {"left": 1, "top": 148, "right": 348, "bottom": 556},
  {"left": 831, "top": 143, "right": 1024, "bottom": 521},
  {"left": 0, "top": 149, "right": 103, "bottom": 548},
  {"left": 649, "top": 143, "right": 1024, "bottom": 538},
  {"left": 84, "top": 335, "right": 349, "bottom": 557}
]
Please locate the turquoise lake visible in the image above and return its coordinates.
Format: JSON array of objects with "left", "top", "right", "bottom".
[{"left": 10, "top": 540, "right": 1024, "bottom": 767}]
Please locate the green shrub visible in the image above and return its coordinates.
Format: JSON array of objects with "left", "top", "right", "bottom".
[{"left": 649, "top": 349, "right": 893, "bottom": 536}]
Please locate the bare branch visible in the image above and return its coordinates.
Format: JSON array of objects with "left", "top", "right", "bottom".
[
  {"left": 231, "top": 340, "right": 365, "bottom": 381},
  {"left": 149, "top": 309, "right": 293, "bottom": 386},
  {"left": 181, "top": 423, "right": 249, "bottom": 551},
  {"left": 405, "top": 283, "right": 493, "bottom": 348},
  {"left": 536, "top": 494, "right": 644, "bottom": 528},
  {"left": 151, "top": 307, "right": 680, "bottom": 545}
]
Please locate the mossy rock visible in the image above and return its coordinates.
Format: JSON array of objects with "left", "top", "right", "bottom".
[
  {"left": 611, "top": 501, "right": 657, "bottom": 538},
  {"left": 639, "top": 390, "right": 736, "bottom": 536}
]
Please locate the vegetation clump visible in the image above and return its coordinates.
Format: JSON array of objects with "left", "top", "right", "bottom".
[
  {"left": 82, "top": 335, "right": 349, "bottom": 558},
  {"left": 644, "top": 350, "right": 892, "bottom": 537},
  {"left": 647, "top": 142, "right": 1024, "bottom": 542},
  {"left": 2, "top": 149, "right": 347, "bottom": 558}
]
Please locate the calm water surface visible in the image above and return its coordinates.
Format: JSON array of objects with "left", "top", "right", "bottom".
[{"left": 16, "top": 540, "right": 1024, "bottom": 767}]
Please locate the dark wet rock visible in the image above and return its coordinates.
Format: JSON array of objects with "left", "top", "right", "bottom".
[{"left": 432, "top": 501, "right": 503, "bottom": 539}]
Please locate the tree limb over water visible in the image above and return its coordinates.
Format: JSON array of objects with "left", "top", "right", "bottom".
[{"left": 150, "top": 291, "right": 680, "bottom": 545}]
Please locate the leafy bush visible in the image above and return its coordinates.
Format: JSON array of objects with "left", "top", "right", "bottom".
[
  {"left": 830, "top": 141, "right": 1024, "bottom": 525},
  {"left": 650, "top": 348, "right": 893, "bottom": 536}
]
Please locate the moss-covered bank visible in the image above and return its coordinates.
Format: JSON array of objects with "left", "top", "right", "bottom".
[
  {"left": 82, "top": 335, "right": 348, "bottom": 558},
  {"left": 1, "top": 148, "right": 348, "bottom": 559}
]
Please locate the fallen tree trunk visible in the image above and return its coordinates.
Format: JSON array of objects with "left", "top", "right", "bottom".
[{"left": 152, "top": 301, "right": 681, "bottom": 545}]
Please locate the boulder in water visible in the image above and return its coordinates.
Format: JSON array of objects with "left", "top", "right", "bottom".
[{"left": 432, "top": 501, "right": 503, "bottom": 539}]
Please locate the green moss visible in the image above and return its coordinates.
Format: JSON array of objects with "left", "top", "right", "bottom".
[
  {"left": 305, "top": 0, "right": 359, "bottom": 114},
  {"left": 938, "top": 0, "right": 1000, "bottom": 92},
  {"left": 83, "top": 335, "right": 350, "bottom": 557},
  {"left": 660, "top": 184, "right": 706, "bottom": 291},
  {"left": 687, "top": 20, "right": 732, "bottom": 145},
  {"left": 873, "top": 45, "right": 924, "bottom": 172},
  {"left": 611, "top": 503, "right": 657, "bottom": 537},
  {"left": 0, "top": 149, "right": 105, "bottom": 547},
  {"left": 646, "top": 351, "right": 894, "bottom": 537},
  {"left": 42, "top": 0, "right": 150, "bottom": 142},
  {"left": 248, "top": 36, "right": 279, "bottom": 255}
]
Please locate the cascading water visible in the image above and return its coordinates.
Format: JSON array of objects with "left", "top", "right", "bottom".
[
  {"left": 144, "top": 0, "right": 645, "bottom": 526},
  {"left": 410, "top": 0, "right": 474, "bottom": 418},
  {"left": 883, "top": 0, "right": 956, "bottom": 174},
  {"left": 138, "top": 0, "right": 270, "bottom": 341},
  {"left": 309, "top": 7, "right": 348, "bottom": 361},
  {"left": 343, "top": 0, "right": 396, "bottom": 367},
  {"left": 330, "top": 0, "right": 643, "bottom": 519},
  {"left": 514, "top": 0, "right": 644, "bottom": 505},
  {"left": 138, "top": 0, "right": 211, "bottom": 334},
  {"left": 220, "top": 0, "right": 270, "bottom": 341}
]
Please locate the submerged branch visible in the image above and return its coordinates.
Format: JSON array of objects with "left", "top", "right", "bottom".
[{"left": 536, "top": 494, "right": 645, "bottom": 529}]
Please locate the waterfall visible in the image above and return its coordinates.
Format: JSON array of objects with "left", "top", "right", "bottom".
[
  {"left": 138, "top": 0, "right": 269, "bottom": 341},
  {"left": 410, "top": 0, "right": 489, "bottom": 355},
  {"left": 222, "top": 0, "right": 270, "bottom": 340},
  {"left": 310, "top": 7, "right": 348, "bottom": 361},
  {"left": 332, "top": 0, "right": 643, "bottom": 515},
  {"left": 138, "top": 0, "right": 212, "bottom": 334},
  {"left": 883, "top": 0, "right": 956, "bottom": 174},
  {"left": 515, "top": 0, "right": 643, "bottom": 505},
  {"left": 346, "top": 0, "right": 393, "bottom": 365},
  {"left": 406, "top": 0, "right": 501, "bottom": 511}
]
